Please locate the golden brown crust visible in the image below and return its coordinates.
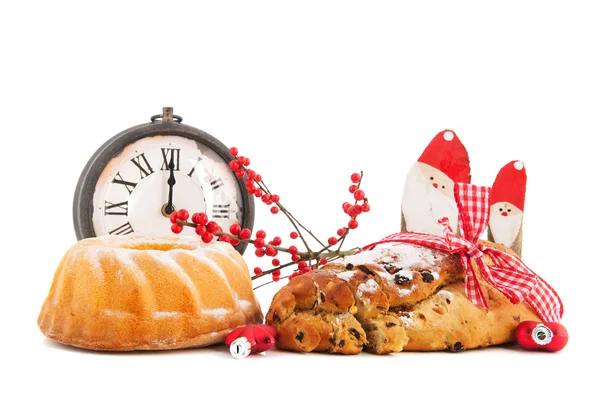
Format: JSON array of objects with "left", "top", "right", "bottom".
[
  {"left": 267, "top": 241, "right": 541, "bottom": 354},
  {"left": 38, "top": 235, "right": 263, "bottom": 351}
]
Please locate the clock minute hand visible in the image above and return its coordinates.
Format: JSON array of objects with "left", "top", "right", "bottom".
[{"left": 166, "top": 154, "right": 176, "bottom": 214}]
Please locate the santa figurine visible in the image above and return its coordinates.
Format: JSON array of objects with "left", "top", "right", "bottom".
[
  {"left": 401, "top": 129, "right": 471, "bottom": 236},
  {"left": 488, "top": 160, "right": 527, "bottom": 257}
]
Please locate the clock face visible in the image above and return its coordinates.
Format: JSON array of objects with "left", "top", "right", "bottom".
[{"left": 91, "top": 135, "right": 244, "bottom": 236}]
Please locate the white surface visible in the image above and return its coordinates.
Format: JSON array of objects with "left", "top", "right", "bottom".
[{"left": 0, "top": 1, "right": 597, "bottom": 399}]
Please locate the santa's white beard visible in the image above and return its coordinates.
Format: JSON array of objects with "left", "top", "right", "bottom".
[
  {"left": 401, "top": 164, "right": 458, "bottom": 236},
  {"left": 489, "top": 212, "right": 523, "bottom": 248}
]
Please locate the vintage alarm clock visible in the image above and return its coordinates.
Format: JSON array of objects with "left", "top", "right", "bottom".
[{"left": 73, "top": 107, "right": 255, "bottom": 254}]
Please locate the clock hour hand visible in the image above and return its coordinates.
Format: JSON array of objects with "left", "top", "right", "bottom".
[{"left": 165, "top": 154, "right": 176, "bottom": 215}]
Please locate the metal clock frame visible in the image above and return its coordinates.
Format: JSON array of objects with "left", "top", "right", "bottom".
[{"left": 73, "top": 107, "right": 255, "bottom": 255}]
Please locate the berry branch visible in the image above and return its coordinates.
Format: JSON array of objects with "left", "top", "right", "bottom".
[{"left": 170, "top": 147, "right": 370, "bottom": 288}]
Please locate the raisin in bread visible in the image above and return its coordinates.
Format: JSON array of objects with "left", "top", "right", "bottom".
[{"left": 266, "top": 241, "right": 540, "bottom": 354}]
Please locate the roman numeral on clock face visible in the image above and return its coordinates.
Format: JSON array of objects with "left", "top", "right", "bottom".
[
  {"left": 108, "top": 221, "right": 134, "bottom": 235},
  {"left": 187, "top": 156, "right": 203, "bottom": 177},
  {"left": 104, "top": 200, "right": 129, "bottom": 216},
  {"left": 212, "top": 204, "right": 231, "bottom": 219},
  {"left": 112, "top": 172, "right": 137, "bottom": 194},
  {"left": 131, "top": 153, "right": 154, "bottom": 178},
  {"left": 160, "top": 148, "right": 181, "bottom": 171},
  {"left": 210, "top": 177, "right": 224, "bottom": 190}
]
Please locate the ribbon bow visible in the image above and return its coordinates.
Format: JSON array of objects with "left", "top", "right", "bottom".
[{"left": 361, "top": 183, "right": 563, "bottom": 322}]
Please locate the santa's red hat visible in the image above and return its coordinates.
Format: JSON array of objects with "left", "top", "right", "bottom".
[
  {"left": 490, "top": 160, "right": 527, "bottom": 211},
  {"left": 417, "top": 129, "right": 471, "bottom": 183}
]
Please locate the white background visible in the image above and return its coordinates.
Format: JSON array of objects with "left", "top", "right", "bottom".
[{"left": 1, "top": 1, "right": 597, "bottom": 399}]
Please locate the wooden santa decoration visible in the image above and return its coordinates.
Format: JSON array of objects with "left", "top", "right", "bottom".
[
  {"left": 488, "top": 160, "right": 527, "bottom": 257},
  {"left": 401, "top": 129, "right": 471, "bottom": 236}
]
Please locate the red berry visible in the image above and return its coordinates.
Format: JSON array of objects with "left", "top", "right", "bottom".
[
  {"left": 255, "top": 248, "right": 265, "bottom": 257},
  {"left": 207, "top": 221, "right": 219, "bottom": 233},
  {"left": 247, "top": 185, "right": 256, "bottom": 194},
  {"left": 271, "top": 194, "right": 280, "bottom": 203},
  {"left": 254, "top": 189, "right": 263, "bottom": 198},
  {"left": 272, "top": 269, "right": 281, "bottom": 277},
  {"left": 348, "top": 205, "right": 362, "bottom": 217},
  {"left": 247, "top": 169, "right": 256, "bottom": 179},
  {"left": 348, "top": 219, "right": 359, "bottom": 229},
  {"left": 354, "top": 190, "right": 365, "bottom": 201},
  {"left": 230, "top": 239, "right": 240, "bottom": 246},
  {"left": 169, "top": 212, "right": 178, "bottom": 223},
  {"left": 265, "top": 247, "right": 276, "bottom": 257},
  {"left": 361, "top": 203, "right": 371, "bottom": 212},
  {"left": 349, "top": 184, "right": 358, "bottom": 193},
  {"left": 243, "top": 157, "right": 250, "bottom": 166},
  {"left": 244, "top": 178, "right": 253, "bottom": 187},
  {"left": 229, "top": 160, "right": 240, "bottom": 171},
  {"left": 337, "top": 228, "right": 346, "bottom": 236},
  {"left": 351, "top": 173, "right": 361, "bottom": 183},
  {"left": 256, "top": 230, "right": 267, "bottom": 239},
  {"left": 270, "top": 206, "right": 279, "bottom": 214},
  {"left": 272, "top": 275, "right": 280, "bottom": 282},
  {"left": 298, "top": 261, "right": 308, "bottom": 270},
  {"left": 255, "top": 174, "right": 262, "bottom": 182},
  {"left": 290, "top": 232, "right": 298, "bottom": 239},
  {"left": 171, "top": 223, "right": 183, "bottom": 234},
  {"left": 291, "top": 254, "right": 301, "bottom": 262},
  {"left": 237, "top": 156, "right": 246, "bottom": 165},
  {"left": 261, "top": 194, "right": 271, "bottom": 203},
  {"left": 272, "top": 236, "right": 282, "bottom": 246},
  {"left": 195, "top": 225, "right": 207, "bottom": 236},
  {"left": 229, "top": 224, "right": 241, "bottom": 235},
  {"left": 253, "top": 267, "right": 262, "bottom": 275},
  {"left": 319, "top": 258, "right": 328, "bottom": 265},
  {"left": 235, "top": 169, "right": 245, "bottom": 178},
  {"left": 201, "top": 232, "right": 213, "bottom": 243},
  {"left": 288, "top": 245, "right": 298, "bottom": 254},
  {"left": 229, "top": 147, "right": 239, "bottom": 156},
  {"left": 272, "top": 259, "right": 280, "bottom": 267},
  {"left": 177, "top": 209, "right": 189, "bottom": 221},
  {"left": 328, "top": 237, "right": 338, "bottom": 245},
  {"left": 191, "top": 213, "right": 200, "bottom": 224},
  {"left": 254, "top": 238, "right": 265, "bottom": 248},
  {"left": 240, "top": 228, "right": 252, "bottom": 240},
  {"left": 197, "top": 213, "right": 208, "bottom": 226},
  {"left": 342, "top": 202, "right": 351, "bottom": 213},
  {"left": 219, "top": 234, "right": 231, "bottom": 243}
]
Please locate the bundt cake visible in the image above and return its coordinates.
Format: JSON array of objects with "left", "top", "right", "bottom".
[
  {"left": 266, "top": 241, "right": 540, "bottom": 354},
  {"left": 38, "top": 235, "right": 263, "bottom": 351}
]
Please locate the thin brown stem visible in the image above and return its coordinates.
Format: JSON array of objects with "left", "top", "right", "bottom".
[{"left": 258, "top": 177, "right": 326, "bottom": 248}]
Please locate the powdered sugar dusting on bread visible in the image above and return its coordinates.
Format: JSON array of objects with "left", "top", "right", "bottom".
[
  {"left": 399, "top": 312, "right": 415, "bottom": 327},
  {"left": 357, "top": 279, "right": 379, "bottom": 296},
  {"left": 437, "top": 290, "right": 454, "bottom": 302},
  {"left": 337, "top": 270, "right": 357, "bottom": 281},
  {"left": 397, "top": 284, "right": 417, "bottom": 297},
  {"left": 339, "top": 243, "right": 440, "bottom": 272}
]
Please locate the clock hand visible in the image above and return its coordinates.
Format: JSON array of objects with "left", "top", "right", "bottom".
[{"left": 166, "top": 153, "right": 176, "bottom": 215}]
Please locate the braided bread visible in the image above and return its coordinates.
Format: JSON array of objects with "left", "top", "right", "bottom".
[{"left": 266, "top": 241, "right": 539, "bottom": 354}]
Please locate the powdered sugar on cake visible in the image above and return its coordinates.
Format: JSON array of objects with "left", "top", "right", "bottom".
[
  {"left": 357, "top": 279, "right": 379, "bottom": 296},
  {"left": 338, "top": 243, "right": 440, "bottom": 272}
]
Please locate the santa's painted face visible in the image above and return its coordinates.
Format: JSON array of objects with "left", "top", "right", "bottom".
[
  {"left": 491, "top": 201, "right": 523, "bottom": 217},
  {"left": 417, "top": 162, "right": 455, "bottom": 199}
]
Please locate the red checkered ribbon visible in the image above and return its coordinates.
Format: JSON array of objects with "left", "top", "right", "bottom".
[{"left": 360, "top": 183, "right": 563, "bottom": 322}]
